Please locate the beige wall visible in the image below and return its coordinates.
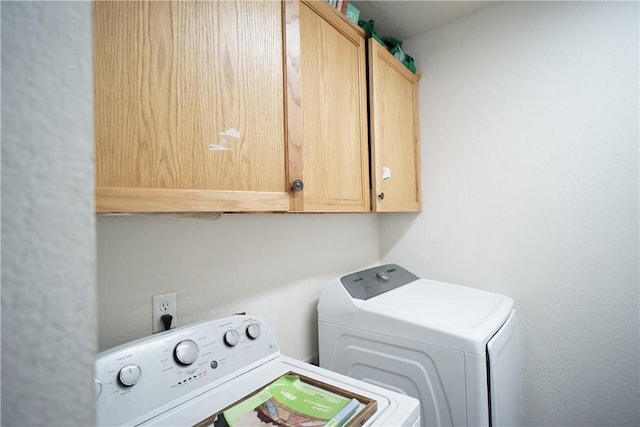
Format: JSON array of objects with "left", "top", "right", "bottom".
[
  {"left": 97, "top": 213, "right": 380, "bottom": 360},
  {"left": 381, "top": 2, "right": 640, "bottom": 426}
]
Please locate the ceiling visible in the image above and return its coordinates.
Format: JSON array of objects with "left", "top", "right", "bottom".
[{"left": 350, "top": 1, "right": 497, "bottom": 40}]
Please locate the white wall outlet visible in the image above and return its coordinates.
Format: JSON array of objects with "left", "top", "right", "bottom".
[{"left": 152, "top": 292, "right": 177, "bottom": 333}]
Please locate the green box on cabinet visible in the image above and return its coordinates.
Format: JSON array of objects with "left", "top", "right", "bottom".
[{"left": 346, "top": 3, "right": 360, "bottom": 23}]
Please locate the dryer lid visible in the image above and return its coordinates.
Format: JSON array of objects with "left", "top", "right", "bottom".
[{"left": 360, "top": 278, "right": 514, "bottom": 353}]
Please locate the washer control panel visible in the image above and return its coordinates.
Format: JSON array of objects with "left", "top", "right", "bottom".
[{"left": 95, "top": 315, "right": 279, "bottom": 427}]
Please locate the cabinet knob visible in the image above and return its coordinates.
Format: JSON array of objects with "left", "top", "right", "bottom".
[
  {"left": 377, "top": 192, "right": 385, "bottom": 200},
  {"left": 292, "top": 180, "right": 304, "bottom": 192}
]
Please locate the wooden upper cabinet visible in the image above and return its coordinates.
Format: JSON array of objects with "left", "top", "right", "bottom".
[
  {"left": 286, "top": 0, "right": 370, "bottom": 212},
  {"left": 368, "top": 39, "right": 422, "bottom": 212},
  {"left": 94, "top": 0, "right": 420, "bottom": 214},
  {"left": 93, "top": 1, "right": 289, "bottom": 212}
]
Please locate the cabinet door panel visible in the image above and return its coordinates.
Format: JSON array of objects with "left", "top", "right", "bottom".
[
  {"left": 369, "top": 40, "right": 422, "bottom": 212},
  {"left": 94, "top": 1, "right": 288, "bottom": 212},
  {"left": 297, "top": 1, "right": 370, "bottom": 212}
]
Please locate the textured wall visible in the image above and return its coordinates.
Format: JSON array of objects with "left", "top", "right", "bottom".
[
  {"left": 1, "top": 2, "right": 96, "bottom": 426},
  {"left": 97, "top": 213, "right": 380, "bottom": 360},
  {"left": 380, "top": 2, "right": 639, "bottom": 426}
]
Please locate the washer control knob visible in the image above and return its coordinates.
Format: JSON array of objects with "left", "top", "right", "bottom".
[
  {"left": 246, "top": 323, "right": 261, "bottom": 340},
  {"left": 118, "top": 364, "right": 142, "bottom": 387},
  {"left": 224, "top": 329, "right": 240, "bottom": 347},
  {"left": 174, "top": 339, "right": 199, "bottom": 366},
  {"left": 376, "top": 271, "right": 390, "bottom": 281},
  {"left": 94, "top": 380, "right": 103, "bottom": 399}
]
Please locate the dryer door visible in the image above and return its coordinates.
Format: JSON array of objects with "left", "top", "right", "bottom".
[{"left": 487, "top": 310, "right": 524, "bottom": 427}]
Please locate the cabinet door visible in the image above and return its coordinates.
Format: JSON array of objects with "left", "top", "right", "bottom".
[
  {"left": 286, "top": 0, "right": 370, "bottom": 212},
  {"left": 369, "top": 39, "right": 422, "bottom": 212},
  {"left": 94, "top": 1, "right": 289, "bottom": 212}
]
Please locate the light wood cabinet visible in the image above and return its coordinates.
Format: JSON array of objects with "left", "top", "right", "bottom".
[
  {"left": 94, "top": 1, "right": 289, "bottom": 212},
  {"left": 368, "top": 39, "right": 422, "bottom": 212},
  {"left": 286, "top": 0, "right": 370, "bottom": 212},
  {"left": 94, "top": 1, "right": 420, "bottom": 214}
]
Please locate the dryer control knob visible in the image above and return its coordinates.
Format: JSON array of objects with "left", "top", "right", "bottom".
[
  {"left": 246, "top": 323, "right": 261, "bottom": 340},
  {"left": 224, "top": 329, "right": 241, "bottom": 347},
  {"left": 118, "top": 364, "right": 142, "bottom": 387},
  {"left": 376, "top": 271, "right": 390, "bottom": 281},
  {"left": 174, "top": 339, "right": 199, "bottom": 365}
]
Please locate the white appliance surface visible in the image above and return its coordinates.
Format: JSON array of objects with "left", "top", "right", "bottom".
[
  {"left": 362, "top": 279, "right": 513, "bottom": 353},
  {"left": 487, "top": 310, "right": 524, "bottom": 427},
  {"left": 318, "top": 267, "right": 513, "bottom": 355},
  {"left": 318, "top": 264, "right": 523, "bottom": 427},
  {"left": 95, "top": 315, "right": 420, "bottom": 427}
]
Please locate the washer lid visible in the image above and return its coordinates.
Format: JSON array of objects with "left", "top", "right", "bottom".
[
  {"left": 144, "top": 357, "right": 420, "bottom": 427},
  {"left": 361, "top": 278, "right": 514, "bottom": 353}
]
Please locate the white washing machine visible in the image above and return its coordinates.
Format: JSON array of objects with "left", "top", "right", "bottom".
[
  {"left": 318, "top": 264, "right": 523, "bottom": 427},
  {"left": 95, "top": 314, "right": 420, "bottom": 427}
]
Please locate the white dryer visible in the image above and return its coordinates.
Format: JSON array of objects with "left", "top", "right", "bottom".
[{"left": 318, "top": 264, "right": 523, "bottom": 427}]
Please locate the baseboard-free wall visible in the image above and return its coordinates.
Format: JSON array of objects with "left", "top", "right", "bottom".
[
  {"left": 381, "top": 2, "right": 639, "bottom": 426},
  {"left": 97, "top": 213, "right": 380, "bottom": 360},
  {"left": 1, "top": 2, "right": 96, "bottom": 425}
]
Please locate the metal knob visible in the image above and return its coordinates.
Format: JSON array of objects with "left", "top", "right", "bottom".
[
  {"left": 378, "top": 192, "right": 385, "bottom": 200},
  {"left": 292, "top": 180, "right": 304, "bottom": 192}
]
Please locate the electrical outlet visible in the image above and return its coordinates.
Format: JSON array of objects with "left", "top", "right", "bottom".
[{"left": 152, "top": 292, "right": 177, "bottom": 333}]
